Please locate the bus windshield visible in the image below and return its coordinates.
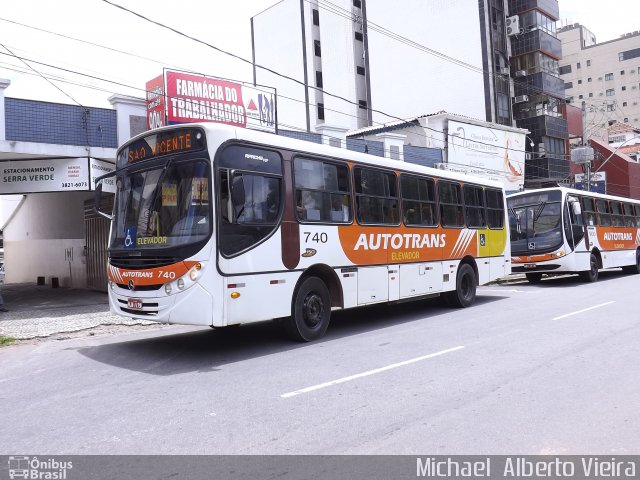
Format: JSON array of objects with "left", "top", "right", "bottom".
[
  {"left": 110, "top": 159, "right": 211, "bottom": 250},
  {"left": 508, "top": 193, "right": 563, "bottom": 255}
]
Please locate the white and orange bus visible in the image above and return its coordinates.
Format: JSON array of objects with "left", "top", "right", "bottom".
[
  {"left": 96, "top": 123, "right": 510, "bottom": 341},
  {"left": 507, "top": 187, "right": 640, "bottom": 283}
]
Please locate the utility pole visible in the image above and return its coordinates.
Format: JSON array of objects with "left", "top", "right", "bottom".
[{"left": 570, "top": 146, "right": 594, "bottom": 191}]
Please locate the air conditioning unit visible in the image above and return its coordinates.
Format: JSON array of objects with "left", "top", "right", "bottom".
[
  {"left": 506, "top": 15, "right": 520, "bottom": 36},
  {"left": 500, "top": 67, "right": 510, "bottom": 75},
  {"left": 515, "top": 70, "right": 527, "bottom": 77},
  {"left": 513, "top": 95, "right": 529, "bottom": 104}
]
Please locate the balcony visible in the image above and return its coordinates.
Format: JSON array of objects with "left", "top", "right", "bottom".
[
  {"left": 510, "top": 30, "right": 562, "bottom": 59},
  {"left": 508, "top": 0, "right": 559, "bottom": 20},
  {"left": 517, "top": 115, "right": 567, "bottom": 140},
  {"left": 513, "top": 71, "right": 565, "bottom": 98}
]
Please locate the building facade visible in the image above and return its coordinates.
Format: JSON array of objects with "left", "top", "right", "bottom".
[
  {"left": 507, "top": 0, "right": 568, "bottom": 187},
  {"left": 251, "top": 0, "right": 516, "bottom": 136},
  {"left": 0, "top": 80, "right": 146, "bottom": 289},
  {"left": 253, "top": 0, "right": 568, "bottom": 187},
  {"left": 558, "top": 24, "right": 640, "bottom": 144}
]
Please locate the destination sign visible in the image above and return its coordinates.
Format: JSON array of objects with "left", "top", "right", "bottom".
[{"left": 117, "top": 128, "right": 206, "bottom": 168}]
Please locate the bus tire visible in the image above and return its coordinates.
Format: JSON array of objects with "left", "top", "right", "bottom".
[
  {"left": 443, "top": 263, "right": 477, "bottom": 308},
  {"left": 579, "top": 253, "right": 599, "bottom": 282},
  {"left": 621, "top": 250, "right": 640, "bottom": 274},
  {"left": 525, "top": 272, "right": 543, "bottom": 283},
  {"left": 285, "top": 276, "right": 331, "bottom": 342}
]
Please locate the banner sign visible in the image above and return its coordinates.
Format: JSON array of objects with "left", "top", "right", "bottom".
[
  {"left": 447, "top": 120, "right": 526, "bottom": 192},
  {"left": 575, "top": 171, "right": 606, "bottom": 194},
  {"left": 145, "top": 69, "right": 277, "bottom": 133},
  {"left": 145, "top": 74, "right": 166, "bottom": 130},
  {"left": 89, "top": 158, "right": 116, "bottom": 193},
  {"left": 1, "top": 158, "right": 114, "bottom": 194}
]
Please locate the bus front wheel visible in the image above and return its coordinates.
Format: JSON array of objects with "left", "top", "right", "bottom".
[
  {"left": 285, "top": 276, "right": 331, "bottom": 342},
  {"left": 579, "top": 253, "right": 599, "bottom": 282},
  {"left": 443, "top": 263, "right": 477, "bottom": 308}
]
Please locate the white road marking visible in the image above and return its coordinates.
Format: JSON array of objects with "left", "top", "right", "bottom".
[
  {"left": 281, "top": 345, "right": 464, "bottom": 398},
  {"left": 552, "top": 301, "right": 615, "bottom": 321}
]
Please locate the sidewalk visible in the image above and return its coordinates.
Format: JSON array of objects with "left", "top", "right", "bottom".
[{"left": 0, "top": 283, "right": 157, "bottom": 340}]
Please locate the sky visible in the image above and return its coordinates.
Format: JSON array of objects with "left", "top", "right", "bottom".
[{"left": 0, "top": 0, "right": 638, "bottom": 110}]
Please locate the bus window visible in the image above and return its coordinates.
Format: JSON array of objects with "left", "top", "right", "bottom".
[
  {"left": 354, "top": 167, "right": 399, "bottom": 225},
  {"left": 463, "top": 185, "right": 486, "bottom": 228},
  {"left": 438, "top": 181, "right": 464, "bottom": 228},
  {"left": 595, "top": 199, "right": 611, "bottom": 226},
  {"left": 486, "top": 188, "right": 504, "bottom": 228},
  {"left": 610, "top": 201, "right": 624, "bottom": 227},
  {"left": 622, "top": 203, "right": 636, "bottom": 227},
  {"left": 400, "top": 174, "right": 437, "bottom": 227},
  {"left": 581, "top": 197, "right": 596, "bottom": 226},
  {"left": 218, "top": 169, "right": 282, "bottom": 256},
  {"left": 294, "top": 158, "right": 351, "bottom": 223}
]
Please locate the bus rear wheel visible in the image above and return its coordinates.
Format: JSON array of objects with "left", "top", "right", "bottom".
[
  {"left": 621, "top": 250, "right": 640, "bottom": 274},
  {"left": 443, "top": 263, "right": 477, "bottom": 308},
  {"left": 525, "top": 272, "right": 543, "bottom": 283},
  {"left": 579, "top": 253, "right": 599, "bottom": 282},
  {"left": 285, "top": 276, "right": 331, "bottom": 342}
]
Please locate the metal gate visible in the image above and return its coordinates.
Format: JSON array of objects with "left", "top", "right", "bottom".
[{"left": 84, "top": 196, "right": 113, "bottom": 292}]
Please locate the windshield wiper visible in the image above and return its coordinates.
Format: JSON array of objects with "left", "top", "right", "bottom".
[{"left": 533, "top": 201, "right": 547, "bottom": 222}]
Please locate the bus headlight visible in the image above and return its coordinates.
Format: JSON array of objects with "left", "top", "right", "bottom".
[
  {"left": 165, "top": 284, "right": 172, "bottom": 295},
  {"left": 110, "top": 281, "right": 115, "bottom": 290},
  {"left": 189, "top": 269, "right": 199, "bottom": 281},
  {"left": 177, "top": 278, "right": 185, "bottom": 290}
]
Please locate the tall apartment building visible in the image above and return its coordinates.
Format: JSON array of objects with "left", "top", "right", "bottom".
[
  {"left": 507, "top": 0, "right": 567, "bottom": 187},
  {"left": 251, "top": 0, "right": 514, "bottom": 136},
  {"left": 252, "top": 0, "right": 567, "bottom": 186},
  {"left": 558, "top": 24, "right": 640, "bottom": 144}
]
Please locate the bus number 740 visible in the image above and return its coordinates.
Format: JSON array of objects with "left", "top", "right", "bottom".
[{"left": 303, "top": 232, "right": 328, "bottom": 244}]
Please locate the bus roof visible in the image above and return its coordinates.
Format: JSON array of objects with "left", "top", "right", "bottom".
[
  {"left": 507, "top": 186, "right": 640, "bottom": 205},
  {"left": 122, "top": 122, "right": 506, "bottom": 190}
]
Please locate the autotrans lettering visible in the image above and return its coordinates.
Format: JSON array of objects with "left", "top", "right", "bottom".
[
  {"left": 121, "top": 271, "right": 154, "bottom": 278},
  {"left": 108, "top": 261, "right": 198, "bottom": 286},
  {"left": 603, "top": 232, "right": 633, "bottom": 241},
  {"left": 354, "top": 233, "right": 446, "bottom": 250}
]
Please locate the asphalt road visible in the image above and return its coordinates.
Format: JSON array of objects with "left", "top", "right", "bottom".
[{"left": 1, "top": 270, "right": 638, "bottom": 454}]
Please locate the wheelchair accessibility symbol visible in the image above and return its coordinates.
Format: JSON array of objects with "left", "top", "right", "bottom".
[{"left": 125, "top": 227, "right": 137, "bottom": 248}]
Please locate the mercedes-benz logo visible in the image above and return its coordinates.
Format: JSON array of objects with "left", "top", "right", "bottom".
[{"left": 128, "top": 280, "right": 135, "bottom": 290}]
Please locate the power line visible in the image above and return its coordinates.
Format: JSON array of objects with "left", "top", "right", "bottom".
[{"left": 0, "top": 5, "right": 578, "bottom": 178}]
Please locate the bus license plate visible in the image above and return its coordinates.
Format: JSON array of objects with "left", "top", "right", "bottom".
[
  {"left": 127, "top": 298, "right": 143, "bottom": 310},
  {"left": 523, "top": 263, "right": 537, "bottom": 269}
]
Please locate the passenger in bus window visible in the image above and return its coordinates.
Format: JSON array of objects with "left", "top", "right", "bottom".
[{"left": 297, "top": 190, "right": 321, "bottom": 221}]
